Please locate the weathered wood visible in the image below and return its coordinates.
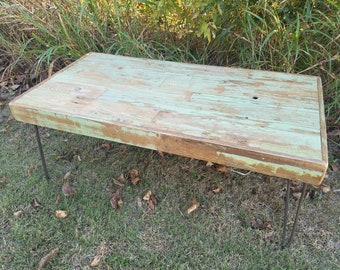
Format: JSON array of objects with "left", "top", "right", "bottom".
[{"left": 9, "top": 52, "right": 328, "bottom": 185}]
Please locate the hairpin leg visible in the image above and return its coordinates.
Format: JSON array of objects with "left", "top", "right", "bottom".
[
  {"left": 282, "top": 179, "right": 307, "bottom": 249},
  {"left": 34, "top": 125, "right": 50, "bottom": 180}
]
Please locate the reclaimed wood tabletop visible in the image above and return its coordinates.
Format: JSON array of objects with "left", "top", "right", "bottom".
[{"left": 9, "top": 52, "right": 328, "bottom": 185}]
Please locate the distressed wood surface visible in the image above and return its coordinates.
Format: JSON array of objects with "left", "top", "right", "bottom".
[{"left": 9, "top": 52, "right": 328, "bottom": 185}]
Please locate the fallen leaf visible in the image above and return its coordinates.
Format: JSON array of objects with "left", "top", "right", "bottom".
[
  {"left": 206, "top": 161, "right": 214, "bottom": 167},
  {"left": 27, "top": 169, "right": 31, "bottom": 177},
  {"left": 143, "top": 190, "right": 152, "bottom": 201},
  {"left": 212, "top": 187, "right": 221, "bottom": 194},
  {"left": 187, "top": 198, "right": 199, "bottom": 214},
  {"left": 216, "top": 165, "right": 229, "bottom": 173},
  {"left": 48, "top": 59, "right": 55, "bottom": 78},
  {"left": 129, "top": 170, "right": 139, "bottom": 184},
  {"left": 13, "top": 210, "right": 23, "bottom": 217},
  {"left": 321, "top": 184, "right": 331, "bottom": 193},
  {"left": 119, "top": 173, "right": 125, "bottom": 182},
  {"left": 62, "top": 183, "right": 76, "bottom": 196},
  {"left": 101, "top": 142, "right": 111, "bottom": 149},
  {"left": 112, "top": 177, "right": 124, "bottom": 188},
  {"left": 61, "top": 148, "right": 79, "bottom": 162},
  {"left": 128, "top": 169, "right": 140, "bottom": 185},
  {"left": 147, "top": 196, "right": 158, "bottom": 210},
  {"left": 129, "top": 169, "right": 139, "bottom": 179},
  {"left": 55, "top": 210, "right": 68, "bottom": 219},
  {"left": 30, "top": 198, "right": 43, "bottom": 209},
  {"left": 131, "top": 177, "right": 140, "bottom": 185},
  {"left": 292, "top": 192, "right": 302, "bottom": 200},
  {"left": 63, "top": 171, "right": 76, "bottom": 180},
  {"left": 251, "top": 220, "right": 272, "bottom": 230},
  {"left": 37, "top": 248, "right": 59, "bottom": 270},
  {"left": 90, "top": 255, "right": 101, "bottom": 267},
  {"left": 142, "top": 191, "right": 158, "bottom": 209},
  {"left": 117, "top": 198, "right": 123, "bottom": 207},
  {"left": 157, "top": 150, "right": 164, "bottom": 157},
  {"left": 110, "top": 190, "right": 123, "bottom": 211},
  {"left": 330, "top": 163, "right": 339, "bottom": 172},
  {"left": 262, "top": 230, "right": 275, "bottom": 240},
  {"left": 9, "top": 84, "right": 20, "bottom": 90}
]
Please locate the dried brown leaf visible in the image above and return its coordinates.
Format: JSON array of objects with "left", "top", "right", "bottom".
[
  {"left": 119, "top": 173, "right": 125, "bottom": 182},
  {"left": 187, "top": 198, "right": 199, "bottom": 214},
  {"left": 37, "top": 248, "right": 59, "bottom": 270},
  {"left": 330, "top": 163, "right": 339, "bottom": 172},
  {"left": 30, "top": 198, "right": 43, "bottom": 209},
  {"left": 129, "top": 169, "right": 139, "bottom": 179},
  {"left": 48, "top": 59, "right": 55, "bottom": 78},
  {"left": 146, "top": 195, "right": 158, "bottom": 210},
  {"left": 131, "top": 177, "right": 140, "bottom": 185},
  {"left": 206, "top": 161, "right": 214, "bottom": 167},
  {"left": 55, "top": 210, "right": 68, "bottom": 219},
  {"left": 112, "top": 177, "right": 125, "bottom": 188},
  {"left": 110, "top": 190, "right": 122, "bottom": 211},
  {"left": 262, "top": 230, "right": 275, "bottom": 240},
  {"left": 61, "top": 148, "right": 79, "bottom": 162},
  {"left": 321, "top": 184, "right": 331, "bottom": 193},
  {"left": 101, "top": 142, "right": 111, "bottom": 149},
  {"left": 292, "top": 192, "right": 302, "bottom": 200},
  {"left": 62, "top": 183, "right": 76, "bottom": 196},
  {"left": 157, "top": 150, "right": 164, "bottom": 157},
  {"left": 143, "top": 190, "right": 152, "bottom": 201},
  {"left": 129, "top": 169, "right": 140, "bottom": 185},
  {"left": 251, "top": 220, "right": 272, "bottom": 230},
  {"left": 212, "top": 187, "right": 221, "bottom": 194},
  {"left": 13, "top": 210, "right": 23, "bottom": 217},
  {"left": 90, "top": 255, "right": 101, "bottom": 267},
  {"left": 216, "top": 165, "right": 229, "bottom": 173},
  {"left": 63, "top": 171, "right": 76, "bottom": 180}
]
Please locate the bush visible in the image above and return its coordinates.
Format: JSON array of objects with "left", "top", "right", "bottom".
[{"left": 0, "top": 0, "right": 339, "bottom": 122}]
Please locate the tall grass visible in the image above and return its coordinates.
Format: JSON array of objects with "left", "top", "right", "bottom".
[{"left": 0, "top": 0, "right": 339, "bottom": 123}]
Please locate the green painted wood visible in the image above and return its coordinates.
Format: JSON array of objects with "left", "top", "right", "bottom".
[{"left": 9, "top": 52, "right": 328, "bottom": 185}]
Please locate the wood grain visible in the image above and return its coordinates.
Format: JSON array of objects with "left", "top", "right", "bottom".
[{"left": 9, "top": 52, "right": 328, "bottom": 185}]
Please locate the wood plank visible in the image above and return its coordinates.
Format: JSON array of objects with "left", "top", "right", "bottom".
[{"left": 9, "top": 52, "right": 328, "bottom": 185}]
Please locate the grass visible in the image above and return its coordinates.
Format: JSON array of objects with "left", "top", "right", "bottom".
[
  {"left": 1, "top": 0, "right": 340, "bottom": 268},
  {"left": 1, "top": 104, "right": 340, "bottom": 269}
]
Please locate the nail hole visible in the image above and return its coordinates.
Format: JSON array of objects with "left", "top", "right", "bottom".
[{"left": 252, "top": 96, "right": 258, "bottom": 100}]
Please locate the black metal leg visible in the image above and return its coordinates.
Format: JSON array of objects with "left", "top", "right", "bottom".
[
  {"left": 282, "top": 180, "right": 307, "bottom": 249},
  {"left": 34, "top": 125, "right": 50, "bottom": 180}
]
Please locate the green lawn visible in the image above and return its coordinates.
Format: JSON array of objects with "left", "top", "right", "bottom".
[{"left": 1, "top": 105, "right": 339, "bottom": 269}]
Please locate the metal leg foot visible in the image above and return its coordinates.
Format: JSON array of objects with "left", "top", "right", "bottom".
[
  {"left": 34, "top": 125, "right": 50, "bottom": 180},
  {"left": 281, "top": 180, "right": 307, "bottom": 249}
]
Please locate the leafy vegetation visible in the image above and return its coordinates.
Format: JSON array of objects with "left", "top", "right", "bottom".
[{"left": 0, "top": 0, "right": 339, "bottom": 123}]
